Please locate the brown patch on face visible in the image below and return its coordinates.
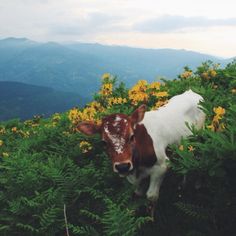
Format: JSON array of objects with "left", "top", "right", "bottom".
[
  {"left": 101, "top": 114, "right": 133, "bottom": 164},
  {"left": 133, "top": 124, "right": 157, "bottom": 167}
]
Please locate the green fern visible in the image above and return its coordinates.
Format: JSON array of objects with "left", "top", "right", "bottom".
[
  {"left": 102, "top": 199, "right": 150, "bottom": 236},
  {"left": 175, "top": 202, "right": 212, "bottom": 221}
]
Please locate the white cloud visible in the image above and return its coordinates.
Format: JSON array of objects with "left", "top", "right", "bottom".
[
  {"left": 133, "top": 15, "right": 236, "bottom": 33},
  {"left": 0, "top": 0, "right": 236, "bottom": 57},
  {"left": 49, "top": 12, "right": 126, "bottom": 36}
]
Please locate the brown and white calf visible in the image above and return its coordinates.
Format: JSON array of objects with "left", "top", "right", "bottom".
[{"left": 78, "top": 90, "right": 205, "bottom": 210}]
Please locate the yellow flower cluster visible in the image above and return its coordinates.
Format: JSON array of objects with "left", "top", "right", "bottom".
[
  {"left": 154, "top": 91, "right": 169, "bottom": 98},
  {"left": 52, "top": 113, "right": 61, "bottom": 122},
  {"left": 18, "top": 130, "right": 30, "bottom": 138},
  {"left": 0, "top": 128, "right": 6, "bottom": 134},
  {"left": 208, "top": 106, "right": 226, "bottom": 131},
  {"left": 81, "top": 106, "right": 97, "bottom": 121},
  {"left": 102, "top": 73, "right": 111, "bottom": 80},
  {"left": 68, "top": 108, "right": 80, "bottom": 125},
  {"left": 201, "top": 69, "right": 217, "bottom": 80},
  {"left": 149, "top": 81, "right": 161, "bottom": 90},
  {"left": 108, "top": 97, "right": 127, "bottom": 106},
  {"left": 89, "top": 101, "right": 105, "bottom": 112},
  {"left": 180, "top": 71, "right": 192, "bottom": 79},
  {"left": 100, "top": 83, "right": 113, "bottom": 96},
  {"left": 79, "top": 141, "right": 93, "bottom": 153},
  {"left": 152, "top": 100, "right": 168, "bottom": 110},
  {"left": 0, "top": 140, "right": 3, "bottom": 146},
  {"left": 213, "top": 106, "right": 225, "bottom": 117},
  {"left": 128, "top": 80, "right": 149, "bottom": 105},
  {"left": 69, "top": 107, "right": 96, "bottom": 124},
  {"left": 128, "top": 80, "right": 168, "bottom": 107},
  {"left": 68, "top": 102, "right": 104, "bottom": 126}
]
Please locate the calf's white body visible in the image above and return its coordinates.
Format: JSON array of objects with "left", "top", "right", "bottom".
[{"left": 127, "top": 90, "right": 205, "bottom": 201}]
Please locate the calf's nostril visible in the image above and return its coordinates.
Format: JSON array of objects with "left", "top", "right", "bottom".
[{"left": 115, "top": 163, "right": 131, "bottom": 173}]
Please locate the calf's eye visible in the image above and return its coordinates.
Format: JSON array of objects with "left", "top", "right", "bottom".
[{"left": 101, "top": 140, "right": 107, "bottom": 146}]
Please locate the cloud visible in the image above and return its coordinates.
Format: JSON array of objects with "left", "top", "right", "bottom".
[
  {"left": 49, "top": 12, "right": 126, "bottom": 36},
  {"left": 133, "top": 15, "right": 236, "bottom": 33}
]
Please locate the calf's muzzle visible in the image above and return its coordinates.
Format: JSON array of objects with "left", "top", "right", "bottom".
[{"left": 114, "top": 162, "right": 133, "bottom": 174}]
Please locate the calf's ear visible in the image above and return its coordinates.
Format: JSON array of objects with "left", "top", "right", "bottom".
[
  {"left": 131, "top": 104, "right": 147, "bottom": 124},
  {"left": 77, "top": 122, "right": 101, "bottom": 135}
]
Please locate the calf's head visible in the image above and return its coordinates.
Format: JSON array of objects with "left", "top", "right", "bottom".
[{"left": 77, "top": 105, "right": 146, "bottom": 175}]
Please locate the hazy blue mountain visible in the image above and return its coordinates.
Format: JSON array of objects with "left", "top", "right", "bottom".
[
  {"left": 0, "top": 38, "right": 233, "bottom": 98},
  {"left": 0, "top": 81, "right": 87, "bottom": 121}
]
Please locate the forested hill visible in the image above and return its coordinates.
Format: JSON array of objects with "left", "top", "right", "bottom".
[
  {"left": 0, "top": 81, "right": 87, "bottom": 120},
  {"left": 0, "top": 61, "right": 235, "bottom": 235},
  {"left": 0, "top": 37, "right": 233, "bottom": 98}
]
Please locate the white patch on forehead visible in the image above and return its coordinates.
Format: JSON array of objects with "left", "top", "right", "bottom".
[
  {"left": 115, "top": 115, "right": 122, "bottom": 122},
  {"left": 113, "top": 115, "right": 122, "bottom": 128},
  {"left": 104, "top": 125, "right": 125, "bottom": 154}
]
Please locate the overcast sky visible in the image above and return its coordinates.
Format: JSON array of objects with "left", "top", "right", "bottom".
[{"left": 0, "top": 0, "right": 236, "bottom": 57}]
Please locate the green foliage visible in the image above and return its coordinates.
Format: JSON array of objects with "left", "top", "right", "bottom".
[
  {"left": 0, "top": 61, "right": 236, "bottom": 235},
  {"left": 0, "top": 81, "right": 86, "bottom": 121}
]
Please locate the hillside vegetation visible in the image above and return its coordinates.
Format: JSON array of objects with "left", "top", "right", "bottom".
[
  {"left": 0, "top": 81, "right": 87, "bottom": 121},
  {"left": 0, "top": 61, "right": 235, "bottom": 236}
]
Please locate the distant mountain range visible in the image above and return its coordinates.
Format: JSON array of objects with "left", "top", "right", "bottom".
[
  {"left": 0, "top": 37, "right": 234, "bottom": 99},
  {"left": 0, "top": 37, "right": 234, "bottom": 120},
  {"left": 0, "top": 81, "right": 86, "bottom": 121}
]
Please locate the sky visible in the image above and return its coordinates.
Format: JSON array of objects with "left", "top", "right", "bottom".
[{"left": 0, "top": 0, "right": 236, "bottom": 58}]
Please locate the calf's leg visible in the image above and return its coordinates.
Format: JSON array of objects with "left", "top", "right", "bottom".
[
  {"left": 146, "top": 163, "right": 168, "bottom": 219},
  {"left": 146, "top": 163, "right": 167, "bottom": 202}
]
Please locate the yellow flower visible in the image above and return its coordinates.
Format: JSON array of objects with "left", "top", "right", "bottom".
[
  {"left": 108, "top": 97, "right": 127, "bottom": 106},
  {"left": 209, "top": 69, "right": 217, "bottom": 77},
  {"left": 208, "top": 106, "right": 226, "bottom": 132},
  {"left": 52, "top": 113, "right": 61, "bottom": 122},
  {"left": 188, "top": 145, "right": 195, "bottom": 152},
  {"left": 24, "top": 131, "right": 30, "bottom": 138},
  {"left": 79, "top": 141, "right": 93, "bottom": 153},
  {"left": 0, "top": 128, "right": 6, "bottom": 134},
  {"left": 180, "top": 71, "right": 192, "bottom": 79},
  {"left": 17, "top": 130, "right": 30, "bottom": 138},
  {"left": 231, "top": 88, "right": 236, "bottom": 94},
  {"left": 152, "top": 100, "right": 168, "bottom": 110},
  {"left": 207, "top": 124, "right": 214, "bottom": 131},
  {"left": 155, "top": 91, "right": 168, "bottom": 98},
  {"left": 68, "top": 103, "right": 102, "bottom": 126},
  {"left": 68, "top": 108, "right": 80, "bottom": 124},
  {"left": 2, "top": 152, "right": 9, "bottom": 158},
  {"left": 128, "top": 91, "right": 148, "bottom": 105},
  {"left": 201, "top": 72, "right": 210, "bottom": 80},
  {"left": 128, "top": 80, "right": 149, "bottom": 105},
  {"left": 100, "top": 83, "right": 113, "bottom": 96},
  {"left": 0, "top": 140, "right": 3, "bottom": 146},
  {"left": 149, "top": 81, "right": 161, "bottom": 90},
  {"left": 179, "top": 145, "right": 184, "bottom": 151},
  {"left": 11, "top": 127, "right": 17, "bottom": 132},
  {"left": 219, "top": 123, "right": 226, "bottom": 131},
  {"left": 89, "top": 101, "right": 105, "bottom": 112},
  {"left": 213, "top": 106, "right": 225, "bottom": 118},
  {"left": 102, "top": 73, "right": 111, "bottom": 80}
]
